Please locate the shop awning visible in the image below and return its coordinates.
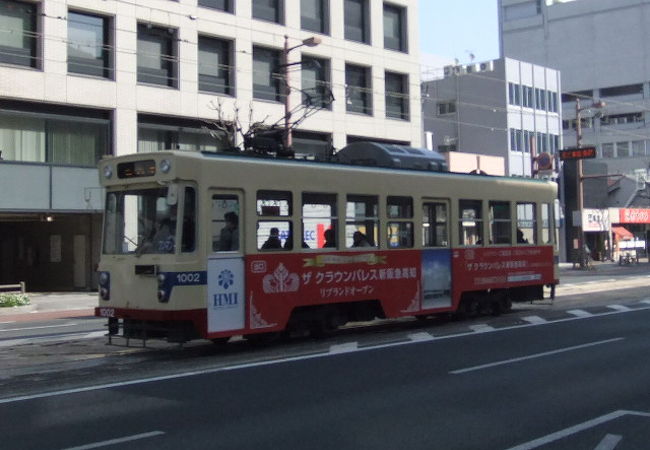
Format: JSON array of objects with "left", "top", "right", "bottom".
[{"left": 612, "top": 226, "right": 634, "bottom": 240}]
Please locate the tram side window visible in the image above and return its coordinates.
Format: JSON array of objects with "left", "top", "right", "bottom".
[
  {"left": 459, "top": 200, "right": 483, "bottom": 246},
  {"left": 346, "top": 195, "right": 378, "bottom": 248},
  {"left": 212, "top": 195, "right": 240, "bottom": 252},
  {"left": 387, "top": 196, "right": 413, "bottom": 248},
  {"left": 257, "top": 221, "right": 292, "bottom": 250},
  {"left": 489, "top": 201, "right": 512, "bottom": 245},
  {"left": 303, "top": 193, "right": 337, "bottom": 249},
  {"left": 257, "top": 190, "right": 292, "bottom": 216},
  {"left": 541, "top": 203, "right": 553, "bottom": 244},
  {"left": 516, "top": 202, "right": 536, "bottom": 244},
  {"left": 181, "top": 187, "right": 196, "bottom": 252},
  {"left": 422, "top": 202, "right": 448, "bottom": 247}
]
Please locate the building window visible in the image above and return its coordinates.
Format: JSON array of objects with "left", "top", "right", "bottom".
[
  {"left": 508, "top": 82, "right": 521, "bottom": 106},
  {"left": 437, "top": 101, "right": 456, "bottom": 115},
  {"left": 0, "top": 0, "right": 37, "bottom": 68},
  {"left": 301, "top": 0, "right": 328, "bottom": 34},
  {"left": 535, "top": 88, "right": 546, "bottom": 110},
  {"left": 601, "top": 143, "right": 614, "bottom": 158},
  {"left": 344, "top": 0, "right": 369, "bottom": 44},
  {"left": 383, "top": 3, "right": 406, "bottom": 52},
  {"left": 548, "top": 91, "right": 558, "bottom": 113},
  {"left": 0, "top": 103, "right": 109, "bottom": 166},
  {"left": 137, "top": 24, "right": 177, "bottom": 88},
  {"left": 600, "top": 84, "right": 643, "bottom": 98},
  {"left": 137, "top": 114, "right": 230, "bottom": 153},
  {"left": 302, "top": 55, "right": 331, "bottom": 109},
  {"left": 522, "top": 86, "right": 533, "bottom": 108},
  {"left": 600, "top": 112, "right": 644, "bottom": 126},
  {"left": 385, "top": 71, "right": 409, "bottom": 120},
  {"left": 293, "top": 130, "right": 332, "bottom": 159},
  {"left": 198, "top": 0, "right": 232, "bottom": 12},
  {"left": 253, "top": 46, "right": 282, "bottom": 102},
  {"left": 632, "top": 141, "right": 647, "bottom": 157},
  {"left": 345, "top": 64, "right": 372, "bottom": 115},
  {"left": 68, "top": 11, "right": 112, "bottom": 78},
  {"left": 198, "top": 35, "right": 233, "bottom": 95},
  {"left": 253, "top": 0, "right": 284, "bottom": 24}
]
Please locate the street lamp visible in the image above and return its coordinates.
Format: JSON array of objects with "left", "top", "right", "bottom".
[
  {"left": 282, "top": 35, "right": 321, "bottom": 150},
  {"left": 575, "top": 97, "right": 605, "bottom": 268}
]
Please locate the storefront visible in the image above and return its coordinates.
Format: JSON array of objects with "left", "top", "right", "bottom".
[{"left": 610, "top": 208, "right": 650, "bottom": 262}]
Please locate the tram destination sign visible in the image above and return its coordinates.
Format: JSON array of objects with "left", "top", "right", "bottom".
[{"left": 559, "top": 147, "right": 597, "bottom": 161}]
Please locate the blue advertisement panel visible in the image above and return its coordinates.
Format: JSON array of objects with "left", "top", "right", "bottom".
[{"left": 421, "top": 249, "right": 452, "bottom": 309}]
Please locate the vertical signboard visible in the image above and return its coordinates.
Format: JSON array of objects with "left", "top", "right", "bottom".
[{"left": 207, "top": 257, "right": 245, "bottom": 333}]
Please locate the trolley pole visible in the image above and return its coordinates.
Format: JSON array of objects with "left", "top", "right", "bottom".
[{"left": 575, "top": 99, "right": 585, "bottom": 268}]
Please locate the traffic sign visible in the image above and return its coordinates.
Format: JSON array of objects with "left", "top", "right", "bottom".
[{"left": 559, "top": 147, "right": 597, "bottom": 161}]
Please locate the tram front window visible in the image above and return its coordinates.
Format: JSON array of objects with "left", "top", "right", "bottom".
[{"left": 103, "top": 187, "right": 183, "bottom": 255}]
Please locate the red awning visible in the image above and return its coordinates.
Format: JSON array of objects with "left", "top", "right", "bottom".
[{"left": 612, "top": 226, "right": 634, "bottom": 240}]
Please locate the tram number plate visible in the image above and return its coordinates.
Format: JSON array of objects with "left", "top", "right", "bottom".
[{"left": 99, "top": 308, "right": 115, "bottom": 318}]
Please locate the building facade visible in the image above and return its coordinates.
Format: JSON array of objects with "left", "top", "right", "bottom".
[
  {"left": 0, "top": 0, "right": 421, "bottom": 290},
  {"left": 499, "top": 0, "right": 650, "bottom": 189},
  {"left": 422, "top": 57, "right": 562, "bottom": 178}
]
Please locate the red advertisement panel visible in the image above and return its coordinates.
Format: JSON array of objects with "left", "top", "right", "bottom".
[
  {"left": 245, "top": 250, "right": 421, "bottom": 332},
  {"left": 618, "top": 208, "right": 650, "bottom": 224},
  {"left": 452, "top": 246, "right": 555, "bottom": 295}
]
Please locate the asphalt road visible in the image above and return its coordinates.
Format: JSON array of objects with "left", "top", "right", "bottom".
[{"left": 1, "top": 307, "right": 649, "bottom": 450}]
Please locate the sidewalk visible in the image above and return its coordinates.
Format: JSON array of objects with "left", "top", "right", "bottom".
[{"left": 0, "top": 292, "right": 96, "bottom": 322}]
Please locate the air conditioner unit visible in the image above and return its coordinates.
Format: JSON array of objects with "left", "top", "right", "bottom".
[
  {"left": 479, "top": 61, "right": 494, "bottom": 72},
  {"left": 634, "top": 169, "right": 647, "bottom": 190},
  {"left": 443, "top": 65, "right": 455, "bottom": 77},
  {"left": 466, "top": 64, "right": 479, "bottom": 73}
]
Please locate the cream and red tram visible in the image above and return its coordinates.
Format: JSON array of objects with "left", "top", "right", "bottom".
[{"left": 96, "top": 147, "right": 558, "bottom": 343}]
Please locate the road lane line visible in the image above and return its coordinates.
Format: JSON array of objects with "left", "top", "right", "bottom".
[
  {"left": 63, "top": 431, "right": 165, "bottom": 450},
  {"left": 641, "top": 299, "right": 650, "bottom": 305},
  {"left": 329, "top": 342, "right": 358, "bottom": 354},
  {"left": 0, "top": 321, "right": 16, "bottom": 324},
  {"left": 450, "top": 337, "right": 624, "bottom": 375},
  {"left": 506, "top": 410, "right": 650, "bottom": 450},
  {"left": 469, "top": 324, "right": 495, "bottom": 333},
  {"left": 567, "top": 309, "right": 593, "bottom": 318},
  {"left": 0, "top": 323, "right": 77, "bottom": 333},
  {"left": 408, "top": 332, "right": 435, "bottom": 342},
  {"left": 594, "top": 434, "right": 622, "bottom": 450},
  {"left": 607, "top": 305, "right": 632, "bottom": 312},
  {"left": 521, "top": 315, "right": 547, "bottom": 324},
  {"left": 2, "top": 309, "right": 649, "bottom": 405}
]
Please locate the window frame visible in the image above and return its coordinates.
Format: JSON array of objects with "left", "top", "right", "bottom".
[
  {"left": 136, "top": 24, "right": 178, "bottom": 88},
  {"left": 385, "top": 71, "right": 409, "bottom": 120},
  {"left": 252, "top": 46, "right": 282, "bottom": 102},
  {"left": 422, "top": 201, "right": 449, "bottom": 248},
  {"left": 383, "top": 3, "right": 407, "bottom": 52},
  {"left": 301, "top": 0, "right": 329, "bottom": 34},
  {"left": 458, "top": 199, "right": 483, "bottom": 246},
  {"left": 67, "top": 10, "right": 113, "bottom": 79},
  {"left": 198, "top": 34, "right": 234, "bottom": 95},
  {"left": 0, "top": 0, "right": 38, "bottom": 68},
  {"left": 344, "top": 0, "right": 370, "bottom": 44},
  {"left": 345, "top": 63, "right": 372, "bottom": 115},
  {"left": 253, "top": 0, "right": 284, "bottom": 24},
  {"left": 489, "top": 201, "right": 512, "bottom": 245}
]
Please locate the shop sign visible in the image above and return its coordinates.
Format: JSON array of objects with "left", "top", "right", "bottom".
[
  {"left": 619, "top": 208, "right": 650, "bottom": 224},
  {"left": 582, "top": 209, "right": 609, "bottom": 232}
]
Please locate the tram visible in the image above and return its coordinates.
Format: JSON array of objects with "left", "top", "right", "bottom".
[{"left": 96, "top": 146, "right": 558, "bottom": 343}]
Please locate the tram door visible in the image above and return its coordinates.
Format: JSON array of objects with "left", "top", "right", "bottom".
[{"left": 207, "top": 190, "right": 246, "bottom": 333}]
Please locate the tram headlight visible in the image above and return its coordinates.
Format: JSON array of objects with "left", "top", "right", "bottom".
[
  {"left": 157, "top": 273, "right": 166, "bottom": 285},
  {"left": 103, "top": 165, "right": 113, "bottom": 179},
  {"left": 159, "top": 159, "right": 171, "bottom": 173},
  {"left": 157, "top": 289, "right": 169, "bottom": 303},
  {"left": 98, "top": 272, "right": 110, "bottom": 300}
]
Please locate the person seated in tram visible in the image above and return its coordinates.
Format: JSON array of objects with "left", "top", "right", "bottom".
[
  {"left": 262, "top": 227, "right": 283, "bottom": 249},
  {"left": 517, "top": 228, "right": 529, "bottom": 244},
  {"left": 352, "top": 231, "right": 372, "bottom": 247},
  {"left": 137, "top": 217, "right": 175, "bottom": 255},
  {"left": 217, "top": 212, "right": 239, "bottom": 251},
  {"left": 323, "top": 228, "right": 336, "bottom": 248}
]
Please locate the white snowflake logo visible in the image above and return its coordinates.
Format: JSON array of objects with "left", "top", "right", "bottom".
[{"left": 218, "top": 269, "right": 234, "bottom": 289}]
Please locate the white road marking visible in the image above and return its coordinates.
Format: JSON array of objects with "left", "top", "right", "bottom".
[
  {"left": 2, "top": 307, "right": 649, "bottom": 405},
  {"left": 469, "top": 324, "right": 495, "bottom": 333},
  {"left": 408, "top": 332, "right": 435, "bottom": 342},
  {"left": 329, "top": 342, "right": 358, "bottom": 354},
  {"left": 450, "top": 338, "right": 624, "bottom": 375},
  {"left": 641, "top": 299, "right": 650, "bottom": 305},
  {"left": 607, "top": 305, "right": 631, "bottom": 312},
  {"left": 0, "top": 321, "right": 16, "bottom": 325},
  {"left": 594, "top": 434, "right": 622, "bottom": 450},
  {"left": 0, "top": 323, "right": 77, "bottom": 332},
  {"left": 521, "top": 315, "right": 547, "bottom": 324},
  {"left": 506, "top": 410, "right": 650, "bottom": 450},
  {"left": 63, "top": 431, "right": 165, "bottom": 450},
  {"left": 567, "top": 309, "right": 593, "bottom": 318},
  {"left": 84, "top": 331, "right": 106, "bottom": 338}
]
